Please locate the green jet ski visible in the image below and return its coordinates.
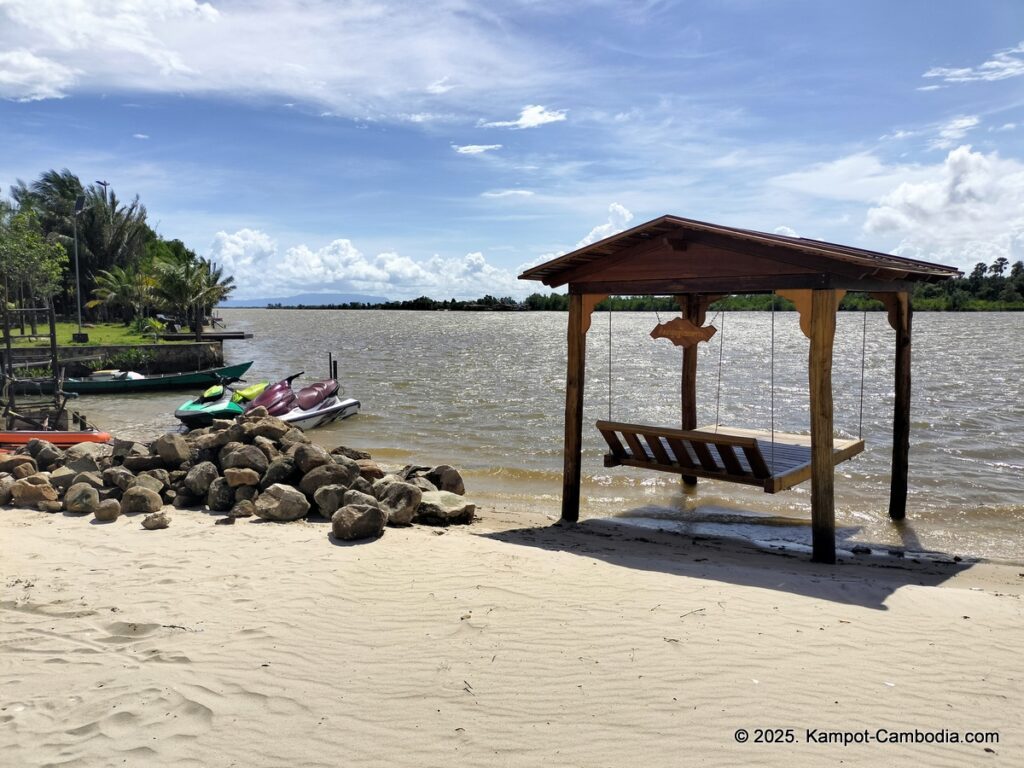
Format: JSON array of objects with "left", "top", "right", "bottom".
[{"left": 174, "top": 377, "right": 268, "bottom": 429}]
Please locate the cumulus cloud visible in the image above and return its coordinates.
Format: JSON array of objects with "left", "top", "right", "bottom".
[
  {"left": 773, "top": 225, "right": 798, "bottom": 238},
  {"left": 923, "top": 41, "right": 1024, "bottom": 84},
  {"left": 865, "top": 145, "right": 1024, "bottom": 267},
  {"left": 481, "top": 104, "right": 567, "bottom": 129},
  {"left": 0, "top": 50, "right": 77, "bottom": 100},
  {"left": 575, "top": 202, "right": 634, "bottom": 247},
  {"left": 207, "top": 229, "right": 525, "bottom": 299},
  {"left": 930, "top": 115, "right": 980, "bottom": 150},
  {"left": 452, "top": 144, "right": 502, "bottom": 154}
]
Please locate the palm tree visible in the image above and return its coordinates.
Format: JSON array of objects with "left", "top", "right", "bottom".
[
  {"left": 85, "top": 266, "right": 155, "bottom": 324},
  {"left": 153, "top": 255, "right": 235, "bottom": 340}
]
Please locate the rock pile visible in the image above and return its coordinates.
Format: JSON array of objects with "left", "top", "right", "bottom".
[{"left": 0, "top": 407, "right": 474, "bottom": 542}]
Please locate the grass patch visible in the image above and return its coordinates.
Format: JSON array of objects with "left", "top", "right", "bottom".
[{"left": 4, "top": 322, "right": 188, "bottom": 347}]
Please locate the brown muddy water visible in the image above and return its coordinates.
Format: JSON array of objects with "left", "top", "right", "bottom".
[{"left": 78, "top": 309, "right": 1023, "bottom": 562}]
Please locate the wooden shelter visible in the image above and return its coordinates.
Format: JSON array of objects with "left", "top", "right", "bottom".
[{"left": 519, "top": 215, "right": 960, "bottom": 563}]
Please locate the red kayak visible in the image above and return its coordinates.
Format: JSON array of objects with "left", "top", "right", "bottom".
[{"left": 0, "top": 430, "right": 112, "bottom": 448}]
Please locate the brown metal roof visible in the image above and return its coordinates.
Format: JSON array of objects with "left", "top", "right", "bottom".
[{"left": 519, "top": 214, "right": 962, "bottom": 289}]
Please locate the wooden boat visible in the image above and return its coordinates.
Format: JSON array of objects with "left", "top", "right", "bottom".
[
  {"left": 58, "top": 361, "right": 254, "bottom": 394},
  {"left": 0, "top": 430, "right": 112, "bottom": 447}
]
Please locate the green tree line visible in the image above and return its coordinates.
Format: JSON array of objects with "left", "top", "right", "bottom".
[{"left": 1, "top": 169, "right": 235, "bottom": 340}]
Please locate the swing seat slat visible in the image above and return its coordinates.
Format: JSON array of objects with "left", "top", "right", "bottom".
[{"left": 597, "top": 420, "right": 864, "bottom": 493}]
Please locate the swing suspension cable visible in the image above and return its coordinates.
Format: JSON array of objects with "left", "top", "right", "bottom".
[
  {"left": 770, "top": 292, "right": 776, "bottom": 471},
  {"left": 714, "top": 308, "right": 725, "bottom": 430},
  {"left": 858, "top": 308, "right": 867, "bottom": 439},
  {"left": 607, "top": 305, "right": 612, "bottom": 421}
]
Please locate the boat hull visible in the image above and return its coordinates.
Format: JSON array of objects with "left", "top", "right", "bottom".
[
  {"left": 62, "top": 362, "right": 254, "bottom": 394},
  {"left": 281, "top": 398, "right": 360, "bottom": 430},
  {"left": 0, "top": 430, "right": 112, "bottom": 447}
]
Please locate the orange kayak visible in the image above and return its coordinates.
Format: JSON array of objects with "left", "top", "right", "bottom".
[{"left": 0, "top": 430, "right": 112, "bottom": 447}]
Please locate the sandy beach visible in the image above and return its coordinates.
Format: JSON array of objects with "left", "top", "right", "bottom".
[{"left": 1, "top": 501, "right": 1021, "bottom": 767}]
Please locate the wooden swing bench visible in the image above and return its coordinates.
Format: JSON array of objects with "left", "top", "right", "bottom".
[{"left": 597, "top": 420, "right": 864, "bottom": 494}]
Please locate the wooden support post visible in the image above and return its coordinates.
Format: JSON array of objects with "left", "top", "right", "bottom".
[
  {"left": 890, "top": 292, "right": 912, "bottom": 520},
  {"left": 47, "top": 298, "right": 59, "bottom": 381},
  {"left": 561, "top": 293, "right": 603, "bottom": 523},
  {"left": 869, "top": 291, "right": 913, "bottom": 520},
  {"left": 675, "top": 294, "right": 707, "bottom": 486},
  {"left": 808, "top": 289, "right": 838, "bottom": 564}
]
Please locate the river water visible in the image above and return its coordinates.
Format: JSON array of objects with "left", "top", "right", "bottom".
[{"left": 77, "top": 309, "right": 1023, "bottom": 562}]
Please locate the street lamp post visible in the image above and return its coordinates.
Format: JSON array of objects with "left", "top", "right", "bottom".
[
  {"left": 72, "top": 194, "right": 89, "bottom": 343},
  {"left": 95, "top": 180, "right": 111, "bottom": 227}
]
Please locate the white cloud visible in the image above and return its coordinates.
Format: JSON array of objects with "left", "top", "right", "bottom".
[
  {"left": 930, "top": 115, "right": 980, "bottom": 150},
  {"left": 207, "top": 228, "right": 526, "bottom": 299},
  {"left": 452, "top": 143, "right": 502, "bottom": 154},
  {"left": 991, "top": 122, "right": 1017, "bottom": 133},
  {"left": 132, "top": 133, "right": 149, "bottom": 139},
  {"left": 865, "top": 145, "right": 1024, "bottom": 268},
  {"left": 771, "top": 152, "right": 937, "bottom": 203},
  {"left": 426, "top": 76, "right": 454, "bottom": 94},
  {"left": 773, "top": 225, "right": 798, "bottom": 238},
  {"left": 575, "top": 202, "right": 634, "bottom": 247},
  {"left": 482, "top": 104, "right": 567, "bottom": 129},
  {"left": 880, "top": 128, "right": 916, "bottom": 141},
  {"left": 0, "top": 50, "right": 77, "bottom": 100},
  {"left": 923, "top": 41, "right": 1024, "bottom": 84},
  {"left": 916, "top": 84, "right": 943, "bottom": 92},
  {"left": 481, "top": 189, "right": 533, "bottom": 198},
  {"left": 0, "top": 0, "right": 567, "bottom": 119}
]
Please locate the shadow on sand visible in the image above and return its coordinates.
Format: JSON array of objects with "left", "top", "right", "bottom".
[{"left": 478, "top": 513, "right": 972, "bottom": 611}]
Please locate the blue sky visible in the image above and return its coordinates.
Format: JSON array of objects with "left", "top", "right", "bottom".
[{"left": 1, "top": 0, "right": 1023, "bottom": 299}]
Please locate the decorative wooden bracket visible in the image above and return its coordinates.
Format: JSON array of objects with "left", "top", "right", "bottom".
[
  {"left": 581, "top": 294, "right": 608, "bottom": 334},
  {"left": 869, "top": 291, "right": 909, "bottom": 333},
  {"left": 778, "top": 289, "right": 846, "bottom": 339},
  {"left": 650, "top": 317, "right": 717, "bottom": 347}
]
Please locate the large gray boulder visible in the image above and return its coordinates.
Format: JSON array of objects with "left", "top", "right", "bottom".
[
  {"left": 102, "top": 466, "right": 137, "bottom": 491},
  {"left": 254, "top": 483, "right": 310, "bottom": 522},
  {"left": 221, "top": 445, "right": 269, "bottom": 475},
  {"left": 224, "top": 467, "right": 260, "bottom": 487},
  {"left": 206, "top": 477, "right": 234, "bottom": 512},
  {"left": 27, "top": 439, "right": 64, "bottom": 469},
  {"left": 184, "top": 461, "right": 219, "bottom": 496},
  {"left": 153, "top": 433, "right": 192, "bottom": 466},
  {"left": 94, "top": 499, "right": 121, "bottom": 522},
  {"left": 64, "top": 482, "right": 100, "bottom": 514},
  {"left": 72, "top": 471, "right": 105, "bottom": 490},
  {"left": 64, "top": 441, "right": 112, "bottom": 473},
  {"left": 415, "top": 491, "right": 476, "bottom": 526},
  {"left": 294, "top": 443, "right": 331, "bottom": 474},
  {"left": 331, "top": 504, "right": 386, "bottom": 541},
  {"left": 331, "top": 445, "right": 371, "bottom": 461},
  {"left": 313, "top": 484, "right": 348, "bottom": 519},
  {"left": 121, "top": 486, "right": 163, "bottom": 515},
  {"left": 343, "top": 489, "right": 379, "bottom": 509},
  {"left": 299, "top": 462, "right": 360, "bottom": 498},
  {"left": 249, "top": 415, "right": 290, "bottom": 441},
  {"left": 48, "top": 465, "right": 78, "bottom": 491},
  {"left": 10, "top": 476, "right": 58, "bottom": 505},
  {"left": 0, "top": 454, "right": 36, "bottom": 475},
  {"left": 260, "top": 456, "right": 298, "bottom": 490},
  {"left": 425, "top": 465, "right": 466, "bottom": 495},
  {"left": 377, "top": 481, "right": 422, "bottom": 526},
  {"left": 0, "top": 474, "right": 15, "bottom": 505},
  {"left": 131, "top": 474, "right": 165, "bottom": 494}
]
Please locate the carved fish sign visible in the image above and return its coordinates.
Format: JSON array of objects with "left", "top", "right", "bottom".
[{"left": 650, "top": 317, "right": 717, "bottom": 348}]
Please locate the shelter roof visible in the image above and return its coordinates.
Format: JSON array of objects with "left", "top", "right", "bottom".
[{"left": 519, "top": 215, "right": 961, "bottom": 293}]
